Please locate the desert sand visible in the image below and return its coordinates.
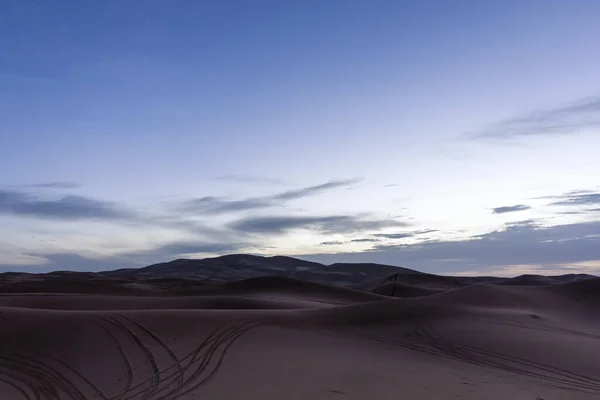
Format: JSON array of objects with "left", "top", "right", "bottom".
[{"left": 1, "top": 259, "right": 600, "bottom": 399}]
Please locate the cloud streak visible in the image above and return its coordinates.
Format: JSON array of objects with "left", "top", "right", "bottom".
[
  {"left": 373, "top": 232, "right": 413, "bottom": 239},
  {"left": 320, "top": 238, "right": 380, "bottom": 246},
  {"left": 547, "top": 191, "right": 600, "bottom": 207},
  {"left": 373, "top": 229, "right": 438, "bottom": 239},
  {"left": 0, "top": 190, "right": 132, "bottom": 221},
  {"left": 229, "top": 214, "right": 405, "bottom": 235},
  {"left": 491, "top": 204, "right": 531, "bottom": 214},
  {"left": 4, "top": 239, "right": 246, "bottom": 272},
  {"left": 179, "top": 179, "right": 361, "bottom": 215},
  {"left": 304, "top": 220, "right": 600, "bottom": 274},
  {"left": 14, "top": 182, "right": 81, "bottom": 189},
  {"left": 472, "top": 96, "right": 600, "bottom": 139}
]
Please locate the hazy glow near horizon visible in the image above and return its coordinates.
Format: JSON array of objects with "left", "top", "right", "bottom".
[{"left": 1, "top": 1, "right": 600, "bottom": 275}]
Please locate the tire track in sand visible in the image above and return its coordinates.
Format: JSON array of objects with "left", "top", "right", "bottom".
[
  {"left": 114, "top": 314, "right": 184, "bottom": 397},
  {"left": 307, "top": 319, "right": 600, "bottom": 395},
  {"left": 97, "top": 320, "right": 134, "bottom": 400},
  {"left": 0, "top": 376, "right": 34, "bottom": 400},
  {"left": 114, "top": 318, "right": 274, "bottom": 400},
  {"left": 102, "top": 316, "right": 161, "bottom": 400},
  {"left": 116, "top": 319, "right": 246, "bottom": 400},
  {"left": 160, "top": 319, "right": 269, "bottom": 400},
  {"left": 0, "top": 350, "right": 95, "bottom": 400},
  {"left": 412, "top": 322, "right": 600, "bottom": 394}
]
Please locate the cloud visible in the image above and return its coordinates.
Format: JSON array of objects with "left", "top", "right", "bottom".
[
  {"left": 414, "top": 229, "right": 439, "bottom": 235},
  {"left": 1, "top": 240, "right": 247, "bottom": 272},
  {"left": 373, "top": 232, "right": 413, "bottom": 239},
  {"left": 230, "top": 214, "right": 405, "bottom": 235},
  {"left": 181, "top": 196, "right": 273, "bottom": 215},
  {"left": 320, "top": 238, "right": 380, "bottom": 246},
  {"left": 4, "top": 216, "right": 600, "bottom": 276},
  {"left": 320, "top": 240, "right": 345, "bottom": 246},
  {"left": 2, "top": 253, "right": 130, "bottom": 272},
  {"left": 547, "top": 191, "right": 600, "bottom": 207},
  {"left": 558, "top": 207, "right": 600, "bottom": 216},
  {"left": 14, "top": 182, "right": 81, "bottom": 189},
  {"left": 270, "top": 179, "right": 361, "bottom": 201},
  {"left": 213, "top": 175, "right": 285, "bottom": 185},
  {"left": 0, "top": 190, "right": 133, "bottom": 221},
  {"left": 115, "top": 241, "right": 245, "bottom": 265},
  {"left": 303, "top": 219, "right": 600, "bottom": 274},
  {"left": 373, "top": 229, "right": 438, "bottom": 239},
  {"left": 491, "top": 204, "right": 531, "bottom": 214},
  {"left": 471, "top": 96, "right": 600, "bottom": 139},
  {"left": 179, "top": 179, "right": 360, "bottom": 215}
]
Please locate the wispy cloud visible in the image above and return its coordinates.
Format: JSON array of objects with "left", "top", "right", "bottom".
[
  {"left": 319, "top": 238, "right": 380, "bottom": 246},
  {"left": 320, "top": 240, "right": 346, "bottom": 246},
  {"left": 13, "top": 182, "right": 81, "bottom": 189},
  {"left": 5, "top": 239, "right": 246, "bottom": 272},
  {"left": 179, "top": 179, "right": 361, "bottom": 215},
  {"left": 0, "top": 189, "right": 132, "bottom": 221},
  {"left": 180, "top": 196, "right": 273, "bottom": 215},
  {"left": 304, "top": 220, "right": 600, "bottom": 274},
  {"left": 471, "top": 96, "right": 600, "bottom": 139},
  {"left": 229, "top": 214, "right": 405, "bottom": 235},
  {"left": 114, "top": 241, "right": 246, "bottom": 265},
  {"left": 373, "top": 229, "right": 438, "bottom": 239},
  {"left": 270, "top": 179, "right": 361, "bottom": 201},
  {"left": 373, "top": 232, "right": 413, "bottom": 239},
  {"left": 491, "top": 204, "right": 531, "bottom": 214},
  {"left": 547, "top": 191, "right": 600, "bottom": 207}
]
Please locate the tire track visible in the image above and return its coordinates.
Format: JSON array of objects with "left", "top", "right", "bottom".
[
  {"left": 134, "top": 320, "right": 262, "bottom": 400},
  {"left": 163, "top": 320, "right": 269, "bottom": 400},
  {"left": 97, "top": 321, "right": 134, "bottom": 400},
  {"left": 0, "top": 354, "right": 70, "bottom": 399},
  {"left": 306, "top": 318, "right": 600, "bottom": 395},
  {"left": 0, "top": 364, "right": 45, "bottom": 400},
  {"left": 303, "top": 320, "right": 456, "bottom": 361},
  {"left": 17, "top": 347, "right": 108, "bottom": 400},
  {"left": 474, "top": 317, "right": 600, "bottom": 340},
  {"left": 115, "top": 318, "right": 275, "bottom": 400},
  {"left": 0, "top": 363, "right": 52, "bottom": 400},
  {"left": 117, "top": 318, "right": 248, "bottom": 400},
  {"left": 0, "top": 376, "right": 33, "bottom": 400},
  {"left": 114, "top": 314, "right": 184, "bottom": 397},
  {"left": 413, "top": 322, "right": 600, "bottom": 394},
  {"left": 115, "top": 319, "right": 239, "bottom": 400},
  {"left": 0, "top": 353, "right": 82, "bottom": 400},
  {"left": 102, "top": 316, "right": 161, "bottom": 400}
]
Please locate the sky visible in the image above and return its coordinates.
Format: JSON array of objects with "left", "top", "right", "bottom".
[{"left": 1, "top": 0, "right": 600, "bottom": 276}]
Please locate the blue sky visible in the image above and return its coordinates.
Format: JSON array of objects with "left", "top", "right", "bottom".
[{"left": 1, "top": 0, "right": 600, "bottom": 275}]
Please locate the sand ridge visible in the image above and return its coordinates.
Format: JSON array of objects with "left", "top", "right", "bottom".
[{"left": 1, "top": 273, "right": 600, "bottom": 399}]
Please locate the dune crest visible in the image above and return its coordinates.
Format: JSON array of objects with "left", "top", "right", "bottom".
[{"left": 1, "top": 256, "right": 599, "bottom": 399}]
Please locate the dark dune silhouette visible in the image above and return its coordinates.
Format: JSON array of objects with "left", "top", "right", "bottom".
[{"left": 1, "top": 254, "right": 599, "bottom": 399}]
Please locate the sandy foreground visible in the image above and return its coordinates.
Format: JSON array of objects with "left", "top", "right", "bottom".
[{"left": 1, "top": 279, "right": 600, "bottom": 399}]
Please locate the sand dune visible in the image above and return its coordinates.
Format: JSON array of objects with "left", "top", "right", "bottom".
[
  {"left": 213, "top": 275, "right": 389, "bottom": 303},
  {"left": 371, "top": 281, "right": 444, "bottom": 298},
  {"left": 2, "top": 262, "right": 600, "bottom": 399},
  {"left": 497, "top": 273, "right": 597, "bottom": 287}
]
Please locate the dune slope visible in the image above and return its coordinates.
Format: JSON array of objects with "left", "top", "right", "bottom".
[{"left": 1, "top": 275, "right": 600, "bottom": 399}]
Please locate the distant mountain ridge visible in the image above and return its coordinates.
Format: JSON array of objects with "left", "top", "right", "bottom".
[
  {"left": 112, "top": 254, "right": 422, "bottom": 286},
  {"left": 0, "top": 254, "right": 596, "bottom": 295}
]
